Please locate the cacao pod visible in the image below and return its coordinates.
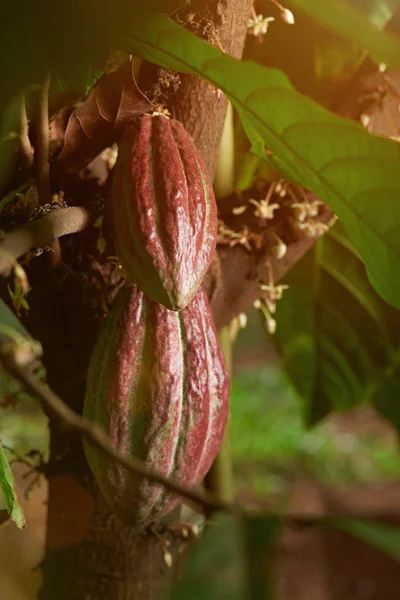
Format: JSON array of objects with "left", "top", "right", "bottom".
[
  {"left": 110, "top": 115, "right": 218, "bottom": 311},
  {"left": 83, "top": 284, "right": 229, "bottom": 529}
]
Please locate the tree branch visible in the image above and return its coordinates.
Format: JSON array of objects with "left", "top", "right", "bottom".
[
  {"left": 0, "top": 207, "right": 90, "bottom": 276},
  {"left": 0, "top": 347, "right": 339, "bottom": 532},
  {"left": 0, "top": 349, "right": 231, "bottom": 515}
]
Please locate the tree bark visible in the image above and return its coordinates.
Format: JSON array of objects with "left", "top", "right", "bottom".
[{"left": 38, "top": 2, "right": 253, "bottom": 599}]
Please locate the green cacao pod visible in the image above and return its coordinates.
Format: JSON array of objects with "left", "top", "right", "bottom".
[
  {"left": 110, "top": 115, "right": 218, "bottom": 311},
  {"left": 83, "top": 284, "right": 229, "bottom": 529}
]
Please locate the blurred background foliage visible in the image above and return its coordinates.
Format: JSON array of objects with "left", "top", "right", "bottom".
[{"left": 231, "top": 313, "right": 400, "bottom": 502}]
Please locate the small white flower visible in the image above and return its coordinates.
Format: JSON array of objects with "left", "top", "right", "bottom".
[
  {"left": 249, "top": 198, "right": 280, "bottom": 220},
  {"left": 248, "top": 14, "right": 275, "bottom": 37}
]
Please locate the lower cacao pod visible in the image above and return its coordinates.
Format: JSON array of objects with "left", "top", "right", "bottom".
[
  {"left": 110, "top": 114, "right": 218, "bottom": 311},
  {"left": 83, "top": 284, "right": 229, "bottom": 529}
]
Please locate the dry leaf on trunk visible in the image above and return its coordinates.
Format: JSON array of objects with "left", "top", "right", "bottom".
[{"left": 50, "top": 61, "right": 151, "bottom": 172}]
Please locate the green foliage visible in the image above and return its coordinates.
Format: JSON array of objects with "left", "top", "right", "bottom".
[
  {"left": 0, "top": 299, "right": 43, "bottom": 410},
  {"left": 230, "top": 364, "right": 400, "bottom": 492},
  {"left": 123, "top": 13, "right": 400, "bottom": 310},
  {"left": 0, "top": 298, "right": 28, "bottom": 336},
  {"left": 0, "top": 440, "right": 25, "bottom": 528},
  {"left": 0, "top": 301, "right": 47, "bottom": 530},
  {"left": 274, "top": 223, "right": 400, "bottom": 426},
  {"left": 374, "top": 365, "right": 400, "bottom": 430}
]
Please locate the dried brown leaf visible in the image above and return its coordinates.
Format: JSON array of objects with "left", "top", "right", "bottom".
[{"left": 50, "top": 61, "right": 151, "bottom": 172}]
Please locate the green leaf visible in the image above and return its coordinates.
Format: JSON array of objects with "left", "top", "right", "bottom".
[
  {"left": 122, "top": 13, "right": 400, "bottom": 309},
  {"left": 168, "top": 513, "right": 279, "bottom": 600},
  {"left": 329, "top": 517, "right": 400, "bottom": 561},
  {"left": 372, "top": 364, "right": 400, "bottom": 430},
  {"left": 97, "top": 237, "right": 106, "bottom": 254},
  {"left": 0, "top": 2, "right": 118, "bottom": 109},
  {"left": 0, "top": 298, "right": 43, "bottom": 406},
  {"left": 0, "top": 298, "right": 30, "bottom": 338},
  {"left": 288, "top": 0, "right": 400, "bottom": 66},
  {"left": 53, "top": 57, "right": 100, "bottom": 98},
  {"left": 0, "top": 440, "right": 25, "bottom": 528},
  {"left": 274, "top": 223, "right": 400, "bottom": 424}
]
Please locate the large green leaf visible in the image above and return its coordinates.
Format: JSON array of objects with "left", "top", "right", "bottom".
[
  {"left": 0, "top": 440, "right": 25, "bottom": 528},
  {"left": 373, "top": 364, "right": 400, "bottom": 430},
  {"left": 288, "top": 0, "right": 400, "bottom": 66},
  {"left": 274, "top": 222, "right": 400, "bottom": 425},
  {"left": 0, "top": 1, "right": 184, "bottom": 110},
  {"left": 123, "top": 13, "right": 400, "bottom": 309}
]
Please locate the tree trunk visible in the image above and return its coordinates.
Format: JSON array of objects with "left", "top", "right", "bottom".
[{"left": 38, "top": 2, "right": 252, "bottom": 598}]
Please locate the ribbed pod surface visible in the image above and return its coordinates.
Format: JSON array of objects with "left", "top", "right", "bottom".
[
  {"left": 83, "top": 285, "right": 229, "bottom": 528},
  {"left": 110, "top": 115, "right": 218, "bottom": 311}
]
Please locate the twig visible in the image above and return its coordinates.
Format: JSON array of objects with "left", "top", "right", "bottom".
[
  {"left": 0, "top": 350, "right": 232, "bottom": 515},
  {"left": 0, "top": 206, "right": 90, "bottom": 277},
  {"left": 1, "top": 444, "right": 38, "bottom": 470},
  {"left": 36, "top": 71, "right": 51, "bottom": 205},
  {"left": 0, "top": 349, "right": 344, "bottom": 530}
]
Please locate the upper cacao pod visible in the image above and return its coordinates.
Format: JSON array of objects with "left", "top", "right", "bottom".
[
  {"left": 83, "top": 284, "right": 229, "bottom": 529},
  {"left": 110, "top": 114, "right": 218, "bottom": 311}
]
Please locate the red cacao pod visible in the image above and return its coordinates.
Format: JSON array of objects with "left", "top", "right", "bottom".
[
  {"left": 83, "top": 284, "right": 229, "bottom": 529},
  {"left": 110, "top": 115, "right": 218, "bottom": 311}
]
